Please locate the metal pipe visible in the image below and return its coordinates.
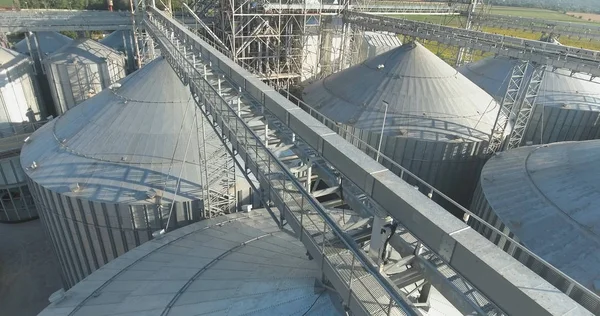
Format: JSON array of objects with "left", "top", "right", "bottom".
[{"left": 376, "top": 101, "right": 388, "bottom": 162}]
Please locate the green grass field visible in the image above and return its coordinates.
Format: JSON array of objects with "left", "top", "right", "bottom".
[
  {"left": 388, "top": 6, "right": 600, "bottom": 64},
  {"left": 488, "top": 6, "right": 598, "bottom": 24},
  {"left": 0, "top": 0, "right": 13, "bottom": 7}
]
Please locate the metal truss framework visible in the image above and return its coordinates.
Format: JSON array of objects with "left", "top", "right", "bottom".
[
  {"left": 344, "top": 11, "right": 600, "bottom": 78},
  {"left": 0, "top": 10, "right": 132, "bottom": 32},
  {"left": 145, "top": 7, "right": 599, "bottom": 316},
  {"left": 486, "top": 60, "right": 527, "bottom": 154},
  {"left": 215, "top": 0, "right": 348, "bottom": 89},
  {"left": 506, "top": 63, "right": 546, "bottom": 149}
]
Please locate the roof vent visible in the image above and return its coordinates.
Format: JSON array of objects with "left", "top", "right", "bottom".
[
  {"left": 48, "top": 289, "right": 65, "bottom": 304},
  {"left": 109, "top": 83, "right": 122, "bottom": 90},
  {"left": 121, "top": 156, "right": 127, "bottom": 161},
  {"left": 70, "top": 183, "right": 82, "bottom": 193},
  {"left": 152, "top": 229, "right": 166, "bottom": 239},
  {"left": 30, "top": 161, "right": 38, "bottom": 169},
  {"left": 23, "top": 136, "right": 31, "bottom": 144}
]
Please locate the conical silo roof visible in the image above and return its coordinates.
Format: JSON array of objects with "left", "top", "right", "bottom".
[
  {"left": 303, "top": 42, "right": 499, "bottom": 141},
  {"left": 13, "top": 31, "right": 72, "bottom": 56},
  {"left": 0, "top": 47, "right": 28, "bottom": 70},
  {"left": 100, "top": 30, "right": 130, "bottom": 52},
  {"left": 459, "top": 56, "right": 600, "bottom": 111},
  {"left": 20, "top": 57, "right": 222, "bottom": 204},
  {"left": 44, "top": 38, "right": 124, "bottom": 65},
  {"left": 478, "top": 140, "right": 600, "bottom": 289}
]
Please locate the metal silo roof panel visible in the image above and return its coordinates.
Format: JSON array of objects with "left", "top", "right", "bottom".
[
  {"left": 20, "top": 58, "right": 223, "bottom": 204},
  {"left": 44, "top": 38, "right": 125, "bottom": 65},
  {"left": 38, "top": 210, "right": 343, "bottom": 316},
  {"left": 303, "top": 42, "right": 499, "bottom": 141},
  {"left": 480, "top": 140, "right": 600, "bottom": 289},
  {"left": 459, "top": 56, "right": 600, "bottom": 110},
  {"left": 13, "top": 31, "right": 73, "bottom": 56}
]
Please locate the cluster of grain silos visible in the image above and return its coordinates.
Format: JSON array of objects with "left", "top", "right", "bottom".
[
  {"left": 21, "top": 58, "right": 250, "bottom": 288},
  {"left": 469, "top": 140, "right": 600, "bottom": 313},
  {"left": 303, "top": 41, "right": 499, "bottom": 214},
  {"left": 459, "top": 56, "right": 600, "bottom": 145},
  {"left": 44, "top": 39, "right": 127, "bottom": 115}
]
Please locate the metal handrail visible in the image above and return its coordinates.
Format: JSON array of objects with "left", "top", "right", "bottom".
[
  {"left": 280, "top": 91, "right": 600, "bottom": 306},
  {"left": 146, "top": 13, "right": 418, "bottom": 315},
  {"left": 180, "top": 14, "right": 600, "bottom": 308}
]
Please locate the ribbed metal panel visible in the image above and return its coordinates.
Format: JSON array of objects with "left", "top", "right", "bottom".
[
  {"left": 469, "top": 142, "right": 600, "bottom": 313},
  {"left": 343, "top": 124, "right": 487, "bottom": 213},
  {"left": 43, "top": 39, "right": 126, "bottom": 115},
  {"left": 0, "top": 48, "right": 44, "bottom": 135},
  {"left": 459, "top": 56, "right": 600, "bottom": 145},
  {"left": 304, "top": 42, "right": 498, "bottom": 209},
  {"left": 27, "top": 176, "right": 200, "bottom": 288},
  {"left": 22, "top": 59, "right": 255, "bottom": 288}
]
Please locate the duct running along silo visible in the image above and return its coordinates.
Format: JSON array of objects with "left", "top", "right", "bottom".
[
  {"left": 0, "top": 47, "right": 45, "bottom": 136},
  {"left": 459, "top": 56, "right": 600, "bottom": 145},
  {"left": 470, "top": 140, "right": 600, "bottom": 312},
  {"left": 303, "top": 42, "right": 499, "bottom": 213},
  {"left": 20, "top": 58, "right": 237, "bottom": 288},
  {"left": 43, "top": 39, "right": 127, "bottom": 115},
  {"left": 38, "top": 209, "right": 343, "bottom": 316}
]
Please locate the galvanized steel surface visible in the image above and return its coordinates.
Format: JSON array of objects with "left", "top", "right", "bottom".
[
  {"left": 0, "top": 47, "right": 44, "bottom": 135},
  {"left": 303, "top": 41, "right": 498, "bottom": 208},
  {"left": 44, "top": 39, "right": 127, "bottom": 115},
  {"left": 459, "top": 56, "right": 600, "bottom": 145},
  {"left": 21, "top": 58, "right": 227, "bottom": 287},
  {"left": 38, "top": 209, "right": 343, "bottom": 316},
  {"left": 474, "top": 140, "right": 600, "bottom": 295},
  {"left": 13, "top": 31, "right": 73, "bottom": 56},
  {"left": 303, "top": 41, "right": 499, "bottom": 141},
  {"left": 357, "top": 31, "right": 402, "bottom": 62}
]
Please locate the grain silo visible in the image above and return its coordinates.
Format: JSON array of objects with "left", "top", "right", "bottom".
[
  {"left": 303, "top": 41, "right": 499, "bottom": 213},
  {"left": 13, "top": 31, "right": 73, "bottom": 57},
  {"left": 100, "top": 30, "right": 135, "bottom": 71},
  {"left": 20, "top": 58, "right": 242, "bottom": 288},
  {"left": 43, "top": 38, "right": 127, "bottom": 115},
  {"left": 38, "top": 209, "right": 344, "bottom": 316},
  {"left": 470, "top": 140, "right": 600, "bottom": 313},
  {"left": 459, "top": 56, "right": 600, "bottom": 145},
  {"left": 0, "top": 47, "right": 45, "bottom": 136}
]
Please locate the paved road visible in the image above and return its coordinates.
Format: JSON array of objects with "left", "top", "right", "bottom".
[{"left": 0, "top": 219, "right": 62, "bottom": 316}]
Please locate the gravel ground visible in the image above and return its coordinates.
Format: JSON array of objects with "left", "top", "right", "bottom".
[{"left": 0, "top": 219, "right": 62, "bottom": 316}]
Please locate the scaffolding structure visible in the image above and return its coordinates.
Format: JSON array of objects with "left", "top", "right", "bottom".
[{"left": 209, "top": 0, "right": 357, "bottom": 88}]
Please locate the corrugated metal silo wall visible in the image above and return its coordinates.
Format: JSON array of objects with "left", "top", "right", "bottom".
[
  {"left": 0, "top": 61, "right": 44, "bottom": 134},
  {"left": 0, "top": 154, "right": 37, "bottom": 222},
  {"left": 26, "top": 176, "right": 203, "bottom": 289},
  {"left": 469, "top": 181, "right": 600, "bottom": 314},
  {"left": 524, "top": 106, "right": 600, "bottom": 145},
  {"left": 341, "top": 124, "right": 487, "bottom": 216},
  {"left": 45, "top": 59, "right": 126, "bottom": 116}
]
